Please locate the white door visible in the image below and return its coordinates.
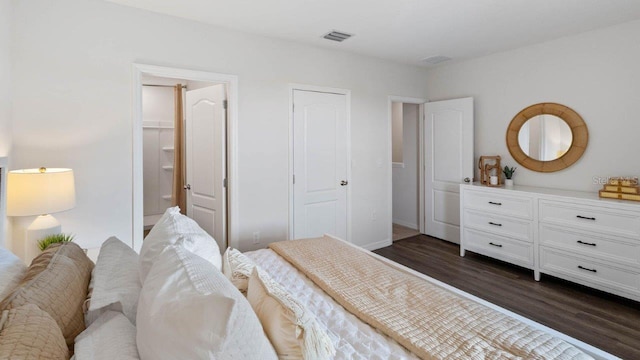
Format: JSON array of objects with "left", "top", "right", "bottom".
[
  {"left": 424, "top": 97, "right": 473, "bottom": 243},
  {"left": 292, "top": 90, "right": 348, "bottom": 240},
  {"left": 185, "top": 84, "right": 227, "bottom": 250}
]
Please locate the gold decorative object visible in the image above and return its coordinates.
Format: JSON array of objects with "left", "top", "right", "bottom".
[
  {"left": 599, "top": 177, "right": 640, "bottom": 202},
  {"left": 478, "top": 155, "right": 501, "bottom": 187}
]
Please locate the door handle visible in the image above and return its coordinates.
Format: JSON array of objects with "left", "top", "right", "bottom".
[
  {"left": 463, "top": 177, "right": 471, "bottom": 183},
  {"left": 576, "top": 215, "right": 596, "bottom": 221},
  {"left": 340, "top": 180, "right": 348, "bottom": 186},
  {"left": 184, "top": 184, "right": 191, "bottom": 190}
]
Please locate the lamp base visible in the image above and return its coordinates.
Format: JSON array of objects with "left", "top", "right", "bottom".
[{"left": 24, "top": 214, "right": 61, "bottom": 264}]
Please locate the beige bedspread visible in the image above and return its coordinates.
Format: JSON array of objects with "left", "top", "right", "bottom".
[{"left": 269, "top": 236, "right": 592, "bottom": 360}]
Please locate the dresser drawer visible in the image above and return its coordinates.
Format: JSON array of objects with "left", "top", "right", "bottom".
[
  {"left": 463, "top": 228, "right": 533, "bottom": 268},
  {"left": 464, "top": 210, "right": 532, "bottom": 242},
  {"left": 539, "top": 200, "right": 640, "bottom": 239},
  {"left": 539, "top": 224, "right": 640, "bottom": 267},
  {"left": 463, "top": 190, "right": 533, "bottom": 220},
  {"left": 540, "top": 247, "right": 640, "bottom": 297}
]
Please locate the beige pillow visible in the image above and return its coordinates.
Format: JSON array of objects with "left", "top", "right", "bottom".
[
  {"left": 0, "top": 242, "right": 94, "bottom": 348},
  {"left": 222, "top": 248, "right": 256, "bottom": 295},
  {"left": 247, "top": 267, "right": 335, "bottom": 360},
  {"left": 0, "top": 304, "right": 69, "bottom": 359}
]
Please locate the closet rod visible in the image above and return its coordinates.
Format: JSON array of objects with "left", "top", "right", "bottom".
[{"left": 142, "top": 84, "right": 187, "bottom": 88}]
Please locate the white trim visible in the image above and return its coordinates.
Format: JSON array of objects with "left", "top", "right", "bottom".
[
  {"left": 392, "top": 162, "right": 405, "bottom": 168},
  {"left": 323, "top": 234, "right": 617, "bottom": 360},
  {"left": 0, "top": 156, "right": 8, "bottom": 249},
  {"left": 418, "top": 104, "right": 426, "bottom": 234},
  {"left": 392, "top": 219, "right": 418, "bottom": 230},
  {"left": 388, "top": 96, "right": 427, "bottom": 243},
  {"left": 132, "top": 64, "right": 239, "bottom": 252},
  {"left": 288, "top": 84, "right": 352, "bottom": 243},
  {"left": 360, "top": 238, "right": 392, "bottom": 251}
]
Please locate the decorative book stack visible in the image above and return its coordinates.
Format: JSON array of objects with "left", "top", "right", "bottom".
[{"left": 599, "top": 177, "right": 640, "bottom": 201}]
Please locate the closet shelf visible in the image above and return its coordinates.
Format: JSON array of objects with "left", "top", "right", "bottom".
[
  {"left": 162, "top": 165, "right": 174, "bottom": 170},
  {"left": 162, "top": 147, "right": 174, "bottom": 151}
]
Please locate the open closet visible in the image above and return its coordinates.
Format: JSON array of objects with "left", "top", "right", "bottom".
[{"left": 141, "top": 75, "right": 228, "bottom": 250}]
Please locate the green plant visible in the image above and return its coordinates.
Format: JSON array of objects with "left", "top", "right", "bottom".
[
  {"left": 503, "top": 166, "right": 517, "bottom": 180},
  {"left": 38, "top": 233, "right": 75, "bottom": 251}
]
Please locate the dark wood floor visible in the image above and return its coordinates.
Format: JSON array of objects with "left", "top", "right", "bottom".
[{"left": 374, "top": 235, "right": 640, "bottom": 359}]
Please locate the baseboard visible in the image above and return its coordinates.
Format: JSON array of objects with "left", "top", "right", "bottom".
[
  {"left": 361, "top": 238, "right": 392, "bottom": 251},
  {"left": 392, "top": 219, "right": 418, "bottom": 230}
]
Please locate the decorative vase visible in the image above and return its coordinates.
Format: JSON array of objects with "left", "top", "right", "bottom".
[{"left": 505, "top": 179, "right": 514, "bottom": 187}]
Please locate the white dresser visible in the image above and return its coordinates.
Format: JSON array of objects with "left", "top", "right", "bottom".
[{"left": 460, "top": 183, "right": 640, "bottom": 301}]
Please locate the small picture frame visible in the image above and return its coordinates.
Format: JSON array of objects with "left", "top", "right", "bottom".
[{"left": 478, "top": 155, "right": 502, "bottom": 187}]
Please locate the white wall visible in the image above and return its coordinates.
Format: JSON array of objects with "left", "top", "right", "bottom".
[
  {"left": 0, "top": 0, "right": 11, "bottom": 158},
  {"left": 10, "top": 0, "right": 428, "bottom": 251},
  {"left": 0, "top": 0, "right": 12, "bottom": 249},
  {"left": 391, "top": 102, "right": 403, "bottom": 163},
  {"left": 425, "top": 20, "right": 640, "bottom": 192},
  {"left": 392, "top": 103, "right": 419, "bottom": 229}
]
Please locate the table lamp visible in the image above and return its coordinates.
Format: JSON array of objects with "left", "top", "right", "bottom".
[{"left": 7, "top": 167, "right": 76, "bottom": 262}]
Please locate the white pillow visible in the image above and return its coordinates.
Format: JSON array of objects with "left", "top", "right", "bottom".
[
  {"left": 139, "top": 206, "right": 221, "bottom": 283},
  {"left": 136, "top": 245, "right": 277, "bottom": 360},
  {"left": 85, "top": 237, "right": 141, "bottom": 326},
  {"left": 247, "top": 267, "right": 335, "bottom": 360},
  {"left": 75, "top": 311, "right": 139, "bottom": 360},
  {"left": 0, "top": 247, "right": 26, "bottom": 302},
  {"left": 222, "top": 248, "right": 256, "bottom": 295}
]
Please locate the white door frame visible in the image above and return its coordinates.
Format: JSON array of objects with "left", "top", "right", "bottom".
[
  {"left": 288, "top": 84, "right": 352, "bottom": 242},
  {"left": 0, "top": 156, "right": 8, "bottom": 250},
  {"left": 132, "top": 64, "right": 239, "bottom": 252},
  {"left": 387, "top": 96, "right": 427, "bottom": 242}
]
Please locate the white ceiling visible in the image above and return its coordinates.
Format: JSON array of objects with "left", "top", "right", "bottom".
[{"left": 105, "top": 0, "right": 640, "bottom": 66}]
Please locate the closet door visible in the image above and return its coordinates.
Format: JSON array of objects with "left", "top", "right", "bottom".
[{"left": 292, "top": 89, "right": 349, "bottom": 240}]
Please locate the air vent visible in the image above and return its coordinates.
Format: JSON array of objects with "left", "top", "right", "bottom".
[
  {"left": 322, "top": 30, "right": 354, "bottom": 42},
  {"left": 421, "top": 55, "right": 452, "bottom": 65}
]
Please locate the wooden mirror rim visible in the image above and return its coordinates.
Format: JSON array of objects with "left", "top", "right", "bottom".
[{"left": 506, "top": 103, "right": 588, "bottom": 173}]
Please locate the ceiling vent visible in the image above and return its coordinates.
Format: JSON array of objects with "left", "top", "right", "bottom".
[
  {"left": 322, "top": 30, "right": 354, "bottom": 42},
  {"left": 421, "top": 55, "right": 452, "bottom": 65}
]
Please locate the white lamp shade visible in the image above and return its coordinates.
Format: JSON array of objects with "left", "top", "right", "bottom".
[{"left": 7, "top": 168, "right": 76, "bottom": 216}]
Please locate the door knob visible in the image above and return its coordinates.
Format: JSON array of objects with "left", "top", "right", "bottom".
[
  {"left": 340, "top": 180, "right": 348, "bottom": 186},
  {"left": 463, "top": 177, "right": 471, "bottom": 183},
  {"left": 184, "top": 184, "right": 191, "bottom": 190}
]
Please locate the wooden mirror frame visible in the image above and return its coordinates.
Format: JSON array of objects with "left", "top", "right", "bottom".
[{"left": 506, "top": 103, "right": 588, "bottom": 173}]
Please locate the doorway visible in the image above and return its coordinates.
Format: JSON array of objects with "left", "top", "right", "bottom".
[
  {"left": 132, "top": 64, "right": 239, "bottom": 252},
  {"left": 289, "top": 85, "right": 351, "bottom": 241},
  {"left": 388, "top": 96, "right": 474, "bottom": 245},
  {"left": 390, "top": 99, "right": 423, "bottom": 241}
]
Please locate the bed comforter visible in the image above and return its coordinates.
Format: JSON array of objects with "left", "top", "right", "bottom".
[{"left": 268, "top": 236, "right": 592, "bottom": 360}]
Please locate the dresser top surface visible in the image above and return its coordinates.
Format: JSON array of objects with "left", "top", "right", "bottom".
[{"left": 462, "top": 183, "right": 640, "bottom": 209}]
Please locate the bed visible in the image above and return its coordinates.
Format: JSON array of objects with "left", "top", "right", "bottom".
[
  {"left": 244, "top": 235, "right": 615, "bottom": 360},
  {"left": 0, "top": 206, "right": 618, "bottom": 359}
]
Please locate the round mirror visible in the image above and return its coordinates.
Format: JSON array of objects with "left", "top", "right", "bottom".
[
  {"left": 518, "top": 114, "right": 573, "bottom": 161},
  {"left": 506, "top": 103, "right": 588, "bottom": 173}
]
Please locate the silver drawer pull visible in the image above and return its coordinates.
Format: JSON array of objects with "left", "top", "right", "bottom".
[
  {"left": 578, "top": 265, "right": 597, "bottom": 273},
  {"left": 489, "top": 242, "right": 503, "bottom": 248},
  {"left": 576, "top": 215, "right": 596, "bottom": 221},
  {"left": 577, "top": 240, "right": 597, "bottom": 247},
  {"left": 488, "top": 201, "right": 502, "bottom": 206},
  {"left": 488, "top": 222, "right": 502, "bottom": 227}
]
